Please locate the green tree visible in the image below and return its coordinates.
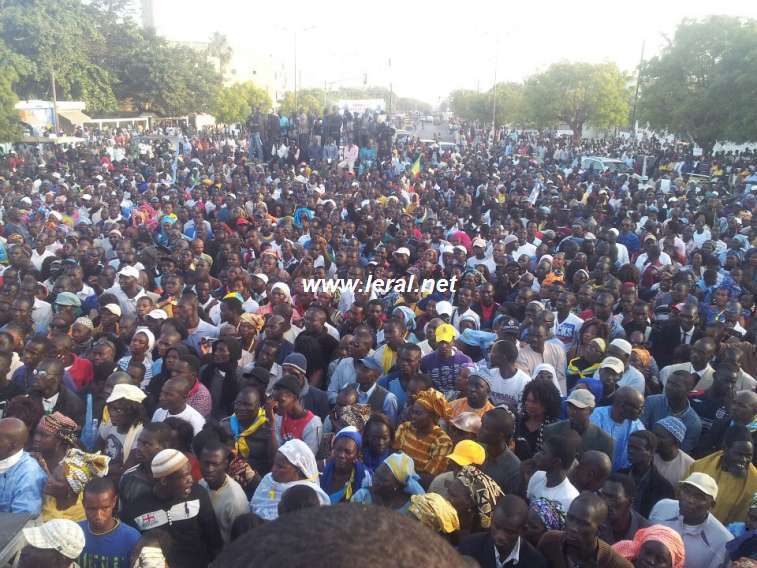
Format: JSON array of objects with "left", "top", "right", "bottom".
[
  {"left": 449, "top": 89, "right": 488, "bottom": 123},
  {"left": 489, "top": 82, "right": 527, "bottom": 127},
  {"left": 639, "top": 16, "right": 757, "bottom": 153},
  {"left": 0, "top": 39, "right": 29, "bottom": 141},
  {"left": 279, "top": 90, "right": 325, "bottom": 117},
  {"left": 212, "top": 82, "right": 271, "bottom": 124},
  {"left": 0, "top": 0, "right": 118, "bottom": 112},
  {"left": 524, "top": 62, "right": 630, "bottom": 140}
]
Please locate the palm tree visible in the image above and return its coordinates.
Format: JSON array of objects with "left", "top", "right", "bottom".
[{"left": 207, "top": 32, "right": 232, "bottom": 78}]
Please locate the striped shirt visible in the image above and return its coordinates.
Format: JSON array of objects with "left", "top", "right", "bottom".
[{"left": 393, "top": 423, "right": 453, "bottom": 476}]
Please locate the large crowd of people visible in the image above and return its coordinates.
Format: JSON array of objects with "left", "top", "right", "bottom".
[{"left": 0, "top": 108, "right": 756, "bottom": 567}]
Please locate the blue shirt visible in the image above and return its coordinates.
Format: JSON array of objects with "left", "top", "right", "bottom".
[
  {"left": 640, "top": 394, "right": 702, "bottom": 453},
  {"left": 589, "top": 406, "right": 645, "bottom": 471},
  {"left": 78, "top": 519, "right": 141, "bottom": 568},
  {"left": 0, "top": 452, "right": 47, "bottom": 515}
]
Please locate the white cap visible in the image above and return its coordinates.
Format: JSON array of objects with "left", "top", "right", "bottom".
[
  {"left": 118, "top": 265, "right": 140, "bottom": 279},
  {"left": 610, "top": 338, "right": 632, "bottom": 356},
  {"left": 107, "top": 383, "right": 147, "bottom": 404},
  {"left": 23, "top": 519, "right": 85, "bottom": 560},
  {"left": 252, "top": 273, "right": 269, "bottom": 285},
  {"left": 600, "top": 356, "right": 625, "bottom": 374},
  {"left": 103, "top": 303, "right": 122, "bottom": 317},
  {"left": 147, "top": 309, "right": 169, "bottom": 320},
  {"left": 435, "top": 301, "right": 454, "bottom": 317},
  {"left": 393, "top": 247, "right": 410, "bottom": 257},
  {"left": 472, "top": 238, "right": 486, "bottom": 248}
]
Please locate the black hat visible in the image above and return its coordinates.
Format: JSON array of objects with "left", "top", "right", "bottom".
[
  {"left": 243, "top": 366, "right": 272, "bottom": 386},
  {"left": 272, "top": 374, "right": 302, "bottom": 397}
]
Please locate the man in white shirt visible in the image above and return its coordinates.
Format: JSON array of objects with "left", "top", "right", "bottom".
[
  {"left": 481, "top": 339, "right": 531, "bottom": 412},
  {"left": 151, "top": 378, "right": 206, "bottom": 435},
  {"left": 106, "top": 265, "right": 147, "bottom": 317},
  {"left": 649, "top": 473, "right": 732, "bottom": 568},
  {"left": 634, "top": 238, "right": 672, "bottom": 272},
  {"left": 527, "top": 429, "right": 581, "bottom": 515},
  {"left": 466, "top": 238, "right": 496, "bottom": 274}
]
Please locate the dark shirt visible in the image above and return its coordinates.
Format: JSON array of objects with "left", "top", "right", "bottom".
[
  {"left": 122, "top": 485, "right": 222, "bottom": 568},
  {"left": 480, "top": 448, "right": 521, "bottom": 495},
  {"left": 457, "top": 534, "right": 547, "bottom": 568},
  {"left": 619, "top": 464, "right": 675, "bottom": 518},
  {"left": 598, "top": 509, "right": 652, "bottom": 544},
  {"left": 294, "top": 331, "right": 338, "bottom": 382}
]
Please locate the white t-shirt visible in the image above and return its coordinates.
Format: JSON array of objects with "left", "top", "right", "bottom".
[
  {"left": 527, "top": 470, "right": 579, "bottom": 515},
  {"left": 552, "top": 312, "right": 584, "bottom": 350},
  {"left": 152, "top": 405, "right": 206, "bottom": 435},
  {"left": 482, "top": 367, "right": 531, "bottom": 411}
]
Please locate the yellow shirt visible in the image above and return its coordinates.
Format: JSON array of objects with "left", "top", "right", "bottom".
[{"left": 41, "top": 493, "right": 86, "bottom": 522}]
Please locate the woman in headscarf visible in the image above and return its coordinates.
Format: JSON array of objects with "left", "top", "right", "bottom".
[
  {"left": 524, "top": 497, "right": 567, "bottom": 547},
  {"left": 200, "top": 336, "right": 243, "bottom": 419},
  {"left": 96, "top": 384, "right": 146, "bottom": 477},
  {"left": 237, "top": 312, "right": 264, "bottom": 367},
  {"left": 351, "top": 452, "right": 425, "bottom": 511},
  {"left": 362, "top": 414, "right": 395, "bottom": 473},
  {"left": 32, "top": 412, "right": 81, "bottom": 476},
  {"left": 250, "top": 439, "right": 330, "bottom": 520},
  {"left": 612, "top": 525, "right": 685, "bottom": 568},
  {"left": 392, "top": 305, "right": 419, "bottom": 343},
  {"left": 445, "top": 465, "right": 503, "bottom": 534},
  {"left": 406, "top": 493, "right": 460, "bottom": 536},
  {"left": 566, "top": 318, "right": 610, "bottom": 364},
  {"left": 117, "top": 327, "right": 155, "bottom": 387},
  {"left": 393, "top": 388, "right": 453, "bottom": 486},
  {"left": 41, "top": 448, "right": 110, "bottom": 521},
  {"left": 567, "top": 337, "right": 606, "bottom": 391},
  {"left": 319, "top": 426, "right": 370, "bottom": 504}
]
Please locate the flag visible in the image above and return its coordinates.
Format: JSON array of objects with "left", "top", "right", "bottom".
[{"left": 411, "top": 156, "right": 421, "bottom": 178}]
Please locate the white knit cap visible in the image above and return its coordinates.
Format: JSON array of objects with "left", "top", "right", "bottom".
[{"left": 151, "top": 449, "right": 188, "bottom": 479}]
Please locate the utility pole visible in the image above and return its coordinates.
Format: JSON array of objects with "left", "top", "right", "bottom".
[
  {"left": 293, "top": 31, "right": 298, "bottom": 115},
  {"left": 491, "top": 38, "right": 498, "bottom": 139},
  {"left": 50, "top": 69, "right": 60, "bottom": 136},
  {"left": 631, "top": 40, "right": 645, "bottom": 139}
]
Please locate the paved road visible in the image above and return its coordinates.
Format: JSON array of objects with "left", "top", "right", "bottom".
[{"left": 402, "top": 121, "right": 457, "bottom": 143}]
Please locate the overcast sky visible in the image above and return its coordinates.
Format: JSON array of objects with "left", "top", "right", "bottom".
[{"left": 151, "top": 0, "right": 757, "bottom": 104}]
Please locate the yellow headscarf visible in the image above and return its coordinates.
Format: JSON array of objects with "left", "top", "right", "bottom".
[
  {"left": 415, "top": 388, "right": 451, "bottom": 422},
  {"left": 408, "top": 493, "right": 460, "bottom": 534}
]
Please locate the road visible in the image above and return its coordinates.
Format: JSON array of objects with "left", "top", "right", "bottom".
[{"left": 402, "top": 121, "right": 457, "bottom": 143}]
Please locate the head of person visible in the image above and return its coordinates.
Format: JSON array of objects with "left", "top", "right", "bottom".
[
  {"left": 652, "top": 417, "right": 686, "bottom": 461},
  {"left": 521, "top": 377, "right": 562, "bottom": 422},
  {"left": 278, "top": 484, "right": 321, "bottom": 516},
  {"left": 158, "top": 378, "right": 190, "bottom": 414},
  {"left": 0, "top": 417, "right": 29, "bottom": 461},
  {"left": 200, "top": 441, "right": 232, "bottom": 489},
  {"left": 690, "top": 337, "right": 716, "bottom": 370},
  {"left": 525, "top": 497, "right": 566, "bottom": 546},
  {"left": 534, "top": 429, "right": 580, "bottom": 474},
  {"left": 565, "top": 388, "right": 596, "bottom": 431},
  {"left": 410, "top": 388, "right": 450, "bottom": 432},
  {"left": 271, "top": 439, "right": 318, "bottom": 484},
  {"left": 360, "top": 412, "right": 393, "bottom": 457},
  {"left": 572, "top": 450, "right": 612, "bottom": 492},
  {"left": 627, "top": 430, "right": 657, "bottom": 468},
  {"left": 613, "top": 524, "right": 685, "bottom": 568},
  {"left": 730, "top": 390, "right": 757, "bottom": 427},
  {"left": 489, "top": 495, "right": 530, "bottom": 558},
  {"left": 712, "top": 362, "right": 739, "bottom": 400},
  {"left": 82, "top": 477, "right": 119, "bottom": 534},
  {"left": 465, "top": 374, "right": 490, "bottom": 408},
  {"left": 106, "top": 383, "right": 147, "bottom": 430},
  {"left": 355, "top": 357, "right": 382, "bottom": 389},
  {"left": 272, "top": 374, "right": 303, "bottom": 415},
  {"left": 18, "top": 519, "right": 85, "bottom": 568},
  {"left": 599, "top": 473, "right": 637, "bottom": 525},
  {"left": 151, "top": 449, "right": 193, "bottom": 500},
  {"left": 565, "top": 493, "right": 608, "bottom": 554},
  {"left": 329, "top": 426, "right": 362, "bottom": 473},
  {"left": 397, "top": 343, "right": 422, "bottom": 379},
  {"left": 612, "top": 386, "right": 644, "bottom": 422},
  {"left": 722, "top": 424, "right": 754, "bottom": 478},
  {"left": 33, "top": 412, "right": 79, "bottom": 456},
  {"left": 131, "top": 422, "right": 173, "bottom": 467},
  {"left": 677, "top": 472, "right": 718, "bottom": 525},
  {"left": 434, "top": 323, "right": 457, "bottom": 358},
  {"left": 477, "top": 406, "right": 516, "bottom": 448}
]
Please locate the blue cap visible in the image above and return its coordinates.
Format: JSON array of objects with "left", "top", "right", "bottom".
[{"left": 358, "top": 357, "right": 383, "bottom": 373}]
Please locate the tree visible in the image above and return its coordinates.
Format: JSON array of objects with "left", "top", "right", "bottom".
[
  {"left": 524, "top": 62, "right": 630, "bottom": 141},
  {"left": 0, "top": 0, "right": 118, "bottom": 112},
  {"left": 639, "top": 16, "right": 757, "bottom": 154},
  {"left": 279, "top": 89, "right": 325, "bottom": 117},
  {"left": 449, "top": 89, "right": 489, "bottom": 123},
  {"left": 212, "top": 82, "right": 271, "bottom": 124},
  {"left": 0, "top": 39, "right": 29, "bottom": 141},
  {"left": 207, "top": 32, "right": 233, "bottom": 78},
  {"left": 490, "top": 82, "right": 527, "bottom": 127}
]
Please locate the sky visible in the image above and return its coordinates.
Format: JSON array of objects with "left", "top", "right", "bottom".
[{"left": 149, "top": 0, "right": 757, "bottom": 105}]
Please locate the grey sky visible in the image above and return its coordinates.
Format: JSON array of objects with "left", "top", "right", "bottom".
[{"left": 151, "top": 0, "right": 757, "bottom": 104}]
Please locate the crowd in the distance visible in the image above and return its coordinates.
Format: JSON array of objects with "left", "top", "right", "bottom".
[{"left": 0, "top": 110, "right": 757, "bottom": 567}]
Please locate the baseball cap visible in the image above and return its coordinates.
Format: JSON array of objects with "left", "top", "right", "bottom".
[
  {"left": 472, "top": 237, "right": 486, "bottom": 249},
  {"left": 393, "top": 247, "right": 410, "bottom": 257},
  {"left": 446, "top": 440, "right": 486, "bottom": 467},
  {"left": 23, "top": 520, "right": 85, "bottom": 560},
  {"left": 282, "top": 353, "right": 308, "bottom": 374},
  {"left": 502, "top": 234, "right": 518, "bottom": 246},
  {"left": 273, "top": 374, "right": 302, "bottom": 397},
  {"left": 600, "top": 356, "right": 625, "bottom": 374},
  {"left": 498, "top": 317, "right": 520, "bottom": 335},
  {"left": 435, "top": 301, "right": 454, "bottom": 318},
  {"left": 118, "top": 265, "right": 140, "bottom": 279},
  {"left": 103, "top": 303, "right": 122, "bottom": 317},
  {"left": 680, "top": 472, "right": 718, "bottom": 500},
  {"left": 566, "top": 389, "right": 596, "bottom": 409},
  {"left": 55, "top": 291, "right": 81, "bottom": 307},
  {"left": 357, "top": 357, "right": 383, "bottom": 373},
  {"left": 435, "top": 323, "right": 458, "bottom": 344},
  {"left": 252, "top": 273, "right": 269, "bottom": 285},
  {"left": 107, "top": 383, "right": 147, "bottom": 404}
]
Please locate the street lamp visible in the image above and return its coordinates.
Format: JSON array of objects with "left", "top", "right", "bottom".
[{"left": 294, "top": 25, "right": 317, "bottom": 114}]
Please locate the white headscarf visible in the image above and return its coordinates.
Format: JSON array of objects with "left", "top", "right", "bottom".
[
  {"left": 278, "top": 439, "right": 319, "bottom": 482},
  {"left": 532, "top": 363, "right": 557, "bottom": 382},
  {"left": 134, "top": 326, "right": 156, "bottom": 352},
  {"left": 271, "top": 282, "right": 292, "bottom": 303}
]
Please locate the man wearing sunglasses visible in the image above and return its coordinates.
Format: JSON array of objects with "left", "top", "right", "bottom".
[{"left": 28, "top": 358, "right": 84, "bottom": 427}]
